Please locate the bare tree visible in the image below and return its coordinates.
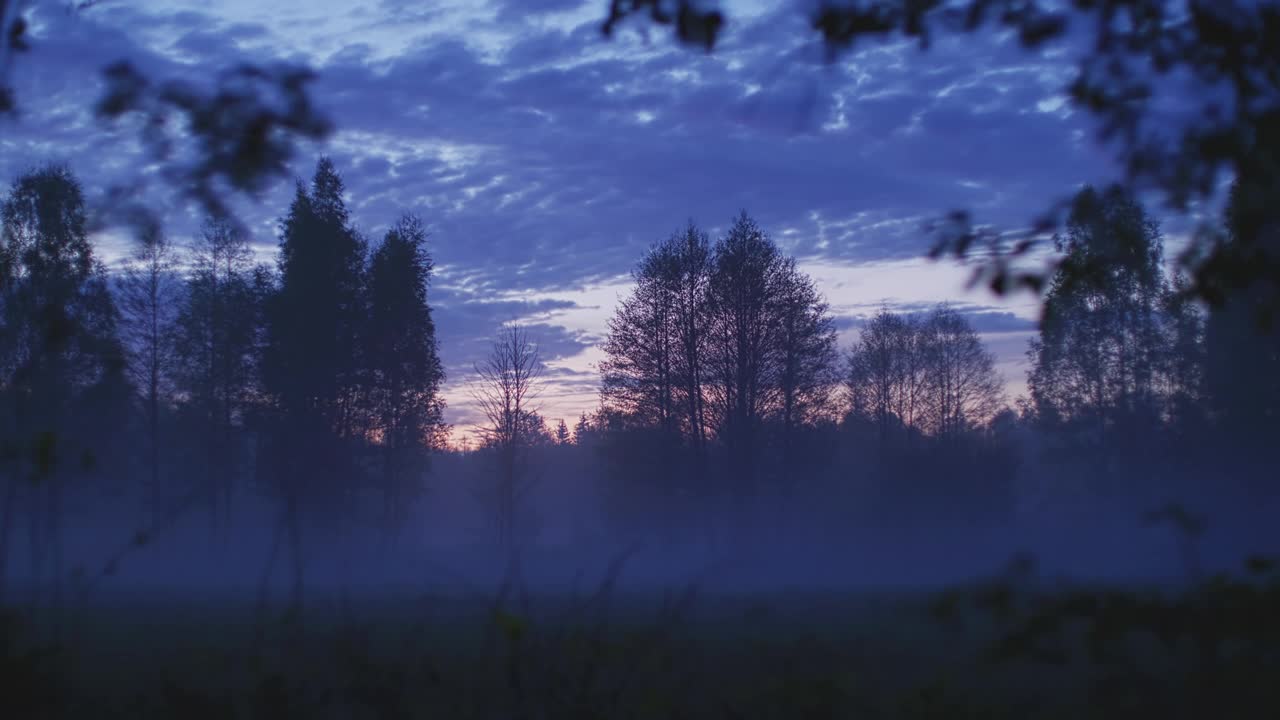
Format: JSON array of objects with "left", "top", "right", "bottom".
[
  {"left": 847, "top": 309, "right": 920, "bottom": 449},
  {"left": 669, "top": 222, "right": 713, "bottom": 453},
  {"left": 848, "top": 306, "right": 1005, "bottom": 446},
  {"left": 470, "top": 323, "right": 544, "bottom": 556},
  {"left": 922, "top": 306, "right": 1005, "bottom": 440},
  {"left": 116, "top": 224, "right": 179, "bottom": 524},
  {"left": 173, "top": 217, "right": 260, "bottom": 538}
]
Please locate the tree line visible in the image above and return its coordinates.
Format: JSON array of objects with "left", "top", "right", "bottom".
[
  {"left": 0, "top": 159, "right": 445, "bottom": 609},
  {"left": 1, "top": 156, "right": 1277, "bottom": 610},
  {"left": 570, "top": 183, "right": 1276, "bottom": 549}
]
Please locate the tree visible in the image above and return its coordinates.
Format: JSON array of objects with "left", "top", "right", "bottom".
[
  {"left": 922, "top": 306, "right": 1005, "bottom": 441},
  {"left": 600, "top": 239, "right": 681, "bottom": 437},
  {"left": 364, "top": 214, "right": 446, "bottom": 539},
  {"left": 600, "top": 213, "right": 837, "bottom": 535},
  {"left": 264, "top": 158, "right": 366, "bottom": 439},
  {"left": 772, "top": 258, "right": 839, "bottom": 482},
  {"left": 704, "top": 213, "right": 787, "bottom": 476},
  {"left": 599, "top": 220, "right": 713, "bottom": 502},
  {"left": 116, "top": 224, "right": 179, "bottom": 524},
  {"left": 470, "top": 323, "right": 543, "bottom": 556},
  {"left": 668, "top": 222, "right": 713, "bottom": 455},
  {"left": 258, "top": 156, "right": 367, "bottom": 611},
  {"left": 847, "top": 309, "right": 924, "bottom": 449},
  {"left": 847, "top": 306, "right": 1002, "bottom": 445},
  {"left": 172, "top": 217, "right": 264, "bottom": 537},
  {"left": 572, "top": 413, "right": 592, "bottom": 445},
  {"left": 0, "top": 165, "right": 125, "bottom": 608},
  {"left": 1202, "top": 179, "right": 1280, "bottom": 448},
  {"left": 1161, "top": 270, "right": 1208, "bottom": 438},
  {"left": 843, "top": 306, "right": 1011, "bottom": 526},
  {"left": 1026, "top": 185, "right": 1169, "bottom": 473},
  {"left": 598, "top": 223, "right": 712, "bottom": 533},
  {"left": 554, "top": 419, "right": 571, "bottom": 445}
]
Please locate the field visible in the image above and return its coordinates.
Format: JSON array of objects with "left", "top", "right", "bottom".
[{"left": 6, "top": 563, "right": 1276, "bottom": 720}]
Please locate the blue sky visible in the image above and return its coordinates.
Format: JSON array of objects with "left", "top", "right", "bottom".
[{"left": 1, "top": 0, "right": 1152, "bottom": 436}]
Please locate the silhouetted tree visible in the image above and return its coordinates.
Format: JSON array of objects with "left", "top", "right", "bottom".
[
  {"left": 1203, "top": 180, "right": 1280, "bottom": 451},
  {"left": 1027, "top": 186, "right": 1168, "bottom": 475},
  {"left": 773, "top": 258, "right": 839, "bottom": 484},
  {"left": 572, "top": 413, "right": 594, "bottom": 446},
  {"left": 364, "top": 214, "right": 446, "bottom": 539},
  {"left": 600, "top": 239, "right": 681, "bottom": 438},
  {"left": 259, "top": 156, "right": 367, "bottom": 611},
  {"left": 172, "top": 217, "right": 263, "bottom": 538},
  {"left": 599, "top": 222, "right": 714, "bottom": 524},
  {"left": 668, "top": 222, "right": 713, "bottom": 455},
  {"left": 116, "top": 224, "right": 179, "bottom": 524},
  {"left": 0, "top": 166, "right": 124, "bottom": 609},
  {"left": 554, "top": 419, "right": 571, "bottom": 445},
  {"left": 847, "top": 310, "right": 924, "bottom": 449},
  {"left": 844, "top": 306, "right": 1013, "bottom": 527},
  {"left": 470, "top": 323, "right": 544, "bottom": 556},
  {"left": 704, "top": 212, "right": 788, "bottom": 499},
  {"left": 1161, "top": 270, "right": 1208, "bottom": 440},
  {"left": 269, "top": 158, "right": 367, "bottom": 441},
  {"left": 602, "top": 214, "right": 837, "bottom": 539},
  {"left": 921, "top": 305, "right": 1005, "bottom": 441},
  {"left": 847, "top": 306, "right": 1002, "bottom": 447}
]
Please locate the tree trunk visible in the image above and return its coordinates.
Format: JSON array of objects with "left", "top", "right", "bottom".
[
  {"left": 28, "top": 485, "right": 46, "bottom": 609},
  {"left": 286, "top": 492, "right": 305, "bottom": 616},
  {"left": 148, "top": 292, "right": 162, "bottom": 522},
  {"left": 49, "top": 479, "right": 64, "bottom": 643},
  {"left": 254, "top": 512, "right": 284, "bottom": 652},
  {"left": 0, "top": 475, "right": 16, "bottom": 604}
]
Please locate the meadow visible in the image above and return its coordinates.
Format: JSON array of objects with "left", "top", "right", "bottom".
[{"left": 5, "top": 550, "right": 1277, "bottom": 720}]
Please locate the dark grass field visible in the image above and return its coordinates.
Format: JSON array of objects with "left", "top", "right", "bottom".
[{"left": 8, "top": 571, "right": 1275, "bottom": 720}]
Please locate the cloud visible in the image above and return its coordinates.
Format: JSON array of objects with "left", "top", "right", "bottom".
[
  {"left": 7, "top": 1, "right": 1115, "bottom": 283},
  {"left": 835, "top": 302, "right": 1037, "bottom": 335},
  {"left": 492, "top": 0, "right": 590, "bottom": 24},
  {"left": 432, "top": 289, "right": 582, "bottom": 369},
  {"left": 962, "top": 310, "right": 1039, "bottom": 334}
]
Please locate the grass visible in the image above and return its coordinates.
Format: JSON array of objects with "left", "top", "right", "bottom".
[{"left": 3, "top": 553, "right": 1278, "bottom": 719}]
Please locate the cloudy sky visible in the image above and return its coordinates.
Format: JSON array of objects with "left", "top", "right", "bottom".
[{"left": 2, "top": 0, "right": 1148, "bottom": 437}]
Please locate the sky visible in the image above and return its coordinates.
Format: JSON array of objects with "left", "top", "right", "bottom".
[{"left": 1, "top": 0, "right": 1150, "bottom": 439}]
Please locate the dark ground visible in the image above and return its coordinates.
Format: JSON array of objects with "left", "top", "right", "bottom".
[{"left": 5, "top": 561, "right": 1277, "bottom": 720}]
